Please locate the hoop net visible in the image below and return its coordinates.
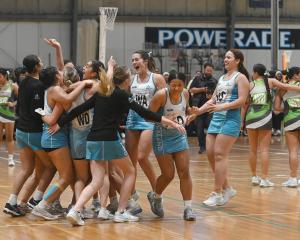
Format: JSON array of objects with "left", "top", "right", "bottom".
[{"left": 99, "top": 7, "right": 118, "bottom": 30}]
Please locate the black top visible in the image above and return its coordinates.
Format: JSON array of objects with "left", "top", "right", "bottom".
[
  {"left": 190, "top": 74, "right": 217, "bottom": 107},
  {"left": 16, "top": 76, "right": 45, "bottom": 132},
  {"left": 58, "top": 87, "right": 162, "bottom": 141}
]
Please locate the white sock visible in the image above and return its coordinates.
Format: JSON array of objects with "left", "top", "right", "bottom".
[
  {"left": 33, "top": 190, "right": 44, "bottom": 201},
  {"left": 184, "top": 200, "right": 192, "bottom": 209},
  {"left": 8, "top": 194, "right": 17, "bottom": 205},
  {"left": 8, "top": 154, "right": 13, "bottom": 160}
]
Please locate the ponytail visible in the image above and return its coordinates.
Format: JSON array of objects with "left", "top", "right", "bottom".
[
  {"left": 284, "top": 67, "right": 300, "bottom": 80},
  {"left": 229, "top": 49, "right": 249, "bottom": 80},
  {"left": 253, "top": 63, "right": 271, "bottom": 101},
  {"left": 97, "top": 67, "right": 114, "bottom": 97}
]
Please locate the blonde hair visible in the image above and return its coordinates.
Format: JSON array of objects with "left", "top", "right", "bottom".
[{"left": 97, "top": 67, "right": 114, "bottom": 96}]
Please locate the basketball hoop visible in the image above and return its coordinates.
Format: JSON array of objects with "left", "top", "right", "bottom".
[
  {"left": 98, "top": 7, "right": 118, "bottom": 63},
  {"left": 99, "top": 7, "right": 118, "bottom": 30}
]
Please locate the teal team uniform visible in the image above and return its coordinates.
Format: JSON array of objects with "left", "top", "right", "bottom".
[
  {"left": 152, "top": 88, "right": 188, "bottom": 155},
  {"left": 282, "top": 81, "right": 300, "bottom": 131},
  {"left": 208, "top": 72, "right": 241, "bottom": 137},
  {"left": 126, "top": 73, "right": 156, "bottom": 130},
  {"left": 69, "top": 90, "right": 93, "bottom": 159},
  {"left": 246, "top": 79, "right": 272, "bottom": 130},
  {"left": 41, "top": 90, "right": 68, "bottom": 149}
]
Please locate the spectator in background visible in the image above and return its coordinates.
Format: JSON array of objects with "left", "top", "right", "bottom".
[
  {"left": 163, "top": 72, "right": 169, "bottom": 83},
  {"left": 272, "top": 71, "right": 284, "bottom": 136},
  {"left": 14, "top": 67, "right": 27, "bottom": 86},
  {"left": 185, "top": 71, "right": 200, "bottom": 137},
  {"left": 189, "top": 63, "right": 217, "bottom": 153}
]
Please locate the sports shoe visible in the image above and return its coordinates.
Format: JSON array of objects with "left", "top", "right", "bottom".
[
  {"left": 131, "top": 191, "right": 139, "bottom": 202},
  {"left": 18, "top": 203, "right": 32, "bottom": 213},
  {"left": 223, "top": 186, "right": 237, "bottom": 203},
  {"left": 203, "top": 192, "right": 225, "bottom": 206},
  {"left": 282, "top": 177, "right": 298, "bottom": 188},
  {"left": 127, "top": 198, "right": 142, "bottom": 215},
  {"left": 90, "top": 199, "right": 101, "bottom": 212},
  {"left": 198, "top": 146, "right": 206, "bottom": 154},
  {"left": 50, "top": 200, "right": 66, "bottom": 217},
  {"left": 66, "top": 208, "right": 85, "bottom": 226},
  {"left": 31, "top": 205, "right": 59, "bottom": 220},
  {"left": 251, "top": 176, "right": 261, "bottom": 186},
  {"left": 107, "top": 200, "right": 118, "bottom": 214},
  {"left": 3, "top": 203, "right": 25, "bottom": 217},
  {"left": 183, "top": 207, "right": 196, "bottom": 221},
  {"left": 8, "top": 158, "right": 15, "bottom": 167},
  {"left": 81, "top": 208, "right": 95, "bottom": 219},
  {"left": 147, "top": 192, "right": 164, "bottom": 217},
  {"left": 97, "top": 208, "right": 114, "bottom": 220},
  {"left": 260, "top": 179, "right": 275, "bottom": 188},
  {"left": 27, "top": 197, "right": 41, "bottom": 209},
  {"left": 113, "top": 210, "right": 139, "bottom": 223}
]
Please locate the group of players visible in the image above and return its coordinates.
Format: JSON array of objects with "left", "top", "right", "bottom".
[{"left": 1, "top": 38, "right": 300, "bottom": 227}]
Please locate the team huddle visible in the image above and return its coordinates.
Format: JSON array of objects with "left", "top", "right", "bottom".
[{"left": 2, "top": 38, "right": 300, "bottom": 227}]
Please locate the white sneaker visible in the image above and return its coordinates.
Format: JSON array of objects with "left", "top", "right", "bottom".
[
  {"left": 113, "top": 210, "right": 139, "bottom": 223},
  {"left": 260, "top": 179, "right": 275, "bottom": 188},
  {"left": 251, "top": 176, "right": 261, "bottom": 186},
  {"left": 276, "top": 130, "right": 281, "bottom": 136},
  {"left": 282, "top": 177, "right": 298, "bottom": 188},
  {"left": 97, "top": 208, "right": 113, "bottom": 220},
  {"left": 81, "top": 208, "right": 95, "bottom": 219},
  {"left": 8, "top": 158, "right": 15, "bottom": 167},
  {"left": 203, "top": 192, "right": 225, "bottom": 207},
  {"left": 90, "top": 199, "right": 100, "bottom": 212},
  {"left": 66, "top": 208, "right": 85, "bottom": 226},
  {"left": 223, "top": 187, "right": 237, "bottom": 204}
]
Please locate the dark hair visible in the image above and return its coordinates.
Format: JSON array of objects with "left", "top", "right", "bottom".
[
  {"left": 23, "top": 55, "right": 40, "bottom": 74},
  {"left": 0, "top": 68, "right": 9, "bottom": 79},
  {"left": 284, "top": 67, "right": 300, "bottom": 80},
  {"left": 90, "top": 60, "right": 105, "bottom": 80},
  {"left": 40, "top": 66, "right": 59, "bottom": 89},
  {"left": 74, "top": 65, "right": 83, "bottom": 81},
  {"left": 204, "top": 62, "right": 214, "bottom": 69},
  {"left": 134, "top": 50, "right": 156, "bottom": 72},
  {"left": 168, "top": 71, "right": 186, "bottom": 83},
  {"left": 229, "top": 49, "right": 249, "bottom": 80},
  {"left": 14, "top": 67, "right": 26, "bottom": 78},
  {"left": 113, "top": 66, "right": 130, "bottom": 85},
  {"left": 253, "top": 63, "right": 271, "bottom": 100}
]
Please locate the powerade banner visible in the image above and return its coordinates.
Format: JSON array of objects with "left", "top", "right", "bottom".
[{"left": 145, "top": 27, "right": 300, "bottom": 49}]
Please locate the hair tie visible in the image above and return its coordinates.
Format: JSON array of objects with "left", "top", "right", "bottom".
[
  {"left": 148, "top": 51, "right": 152, "bottom": 58},
  {"left": 264, "top": 71, "right": 269, "bottom": 77}
]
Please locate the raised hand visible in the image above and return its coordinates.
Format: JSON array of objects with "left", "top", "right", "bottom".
[{"left": 44, "top": 38, "right": 61, "bottom": 49}]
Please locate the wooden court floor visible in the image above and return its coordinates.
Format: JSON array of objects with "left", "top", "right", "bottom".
[{"left": 0, "top": 136, "right": 300, "bottom": 240}]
